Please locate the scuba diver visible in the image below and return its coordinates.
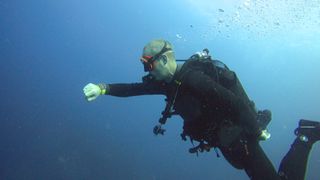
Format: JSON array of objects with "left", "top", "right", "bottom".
[{"left": 83, "top": 39, "right": 320, "bottom": 180}]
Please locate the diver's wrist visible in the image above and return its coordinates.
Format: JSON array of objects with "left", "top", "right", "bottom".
[{"left": 98, "top": 83, "right": 110, "bottom": 95}]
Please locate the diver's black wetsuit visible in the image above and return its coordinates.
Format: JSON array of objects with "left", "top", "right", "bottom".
[{"left": 106, "top": 59, "right": 312, "bottom": 180}]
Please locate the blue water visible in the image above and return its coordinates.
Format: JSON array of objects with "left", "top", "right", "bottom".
[{"left": 1, "top": 0, "right": 320, "bottom": 179}]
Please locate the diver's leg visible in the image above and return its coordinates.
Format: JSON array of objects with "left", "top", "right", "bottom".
[
  {"left": 242, "top": 139, "right": 281, "bottom": 180},
  {"left": 278, "top": 119, "right": 320, "bottom": 180},
  {"left": 220, "top": 137, "right": 281, "bottom": 180},
  {"left": 278, "top": 138, "right": 312, "bottom": 180}
]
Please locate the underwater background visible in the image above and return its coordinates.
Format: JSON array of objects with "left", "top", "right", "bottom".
[{"left": 1, "top": 0, "right": 320, "bottom": 179}]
